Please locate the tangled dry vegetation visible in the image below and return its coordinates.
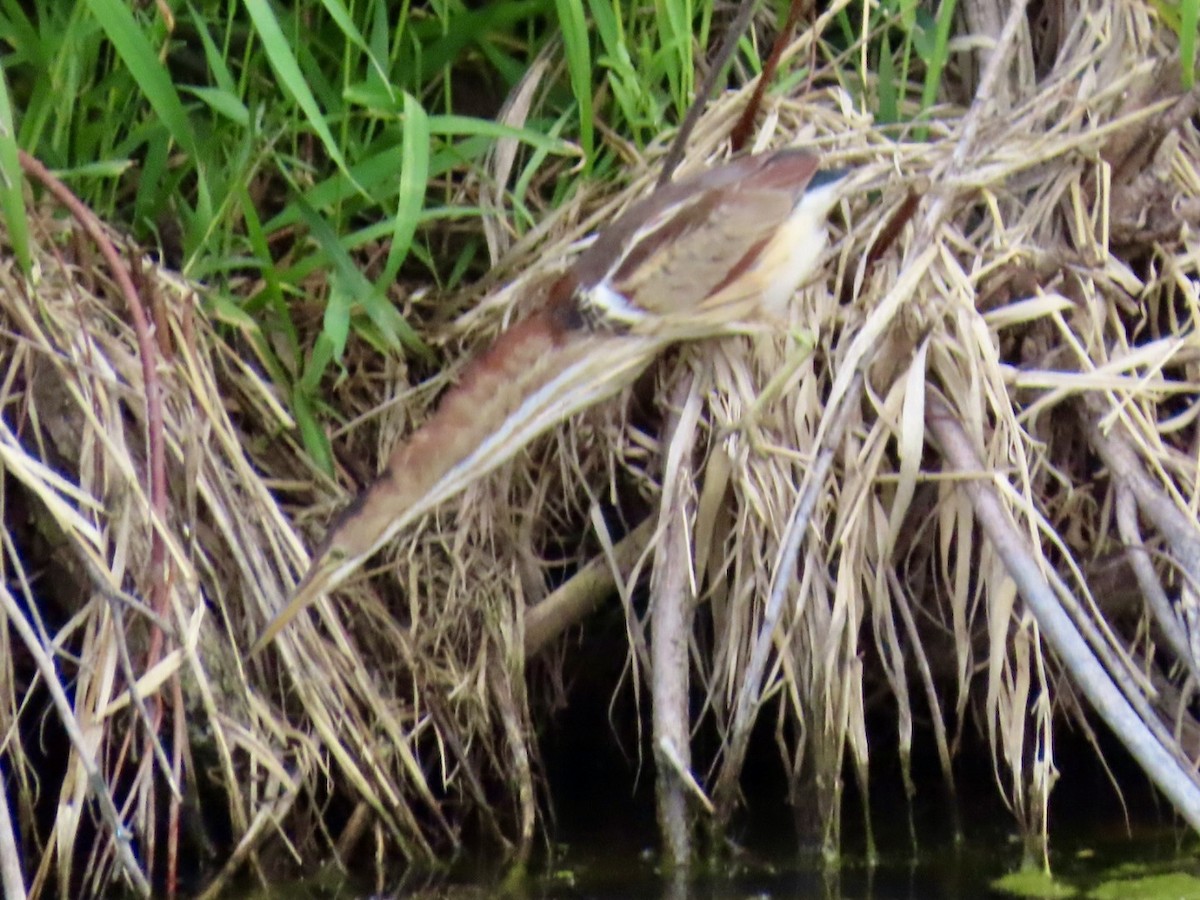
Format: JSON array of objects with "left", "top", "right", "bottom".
[{"left": 3, "top": 1, "right": 1200, "bottom": 896}]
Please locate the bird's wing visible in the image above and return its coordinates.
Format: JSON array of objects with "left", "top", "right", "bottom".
[{"left": 613, "top": 188, "right": 800, "bottom": 317}]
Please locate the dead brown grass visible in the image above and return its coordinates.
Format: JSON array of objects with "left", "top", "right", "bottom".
[{"left": 3, "top": 0, "right": 1200, "bottom": 894}]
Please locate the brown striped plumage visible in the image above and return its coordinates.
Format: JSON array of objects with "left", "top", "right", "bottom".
[
  {"left": 252, "top": 150, "right": 845, "bottom": 653},
  {"left": 311, "top": 307, "right": 573, "bottom": 559}
]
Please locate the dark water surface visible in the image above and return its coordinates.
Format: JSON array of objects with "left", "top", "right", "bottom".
[
  {"left": 243, "top": 761, "right": 1200, "bottom": 900},
  {"left": 245, "top": 817, "right": 1200, "bottom": 899},
  {"left": 243, "top": 631, "right": 1200, "bottom": 898}
]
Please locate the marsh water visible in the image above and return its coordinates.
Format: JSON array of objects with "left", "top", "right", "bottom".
[
  {"left": 244, "top": 714, "right": 1200, "bottom": 900},
  {"left": 249, "top": 797, "right": 1199, "bottom": 900},
  {"left": 234, "top": 621, "right": 1200, "bottom": 899},
  {"left": 243, "top": 624, "right": 1200, "bottom": 900}
]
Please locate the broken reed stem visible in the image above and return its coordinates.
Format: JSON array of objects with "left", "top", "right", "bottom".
[
  {"left": 650, "top": 371, "right": 704, "bottom": 871},
  {"left": 489, "top": 654, "right": 536, "bottom": 865},
  {"left": 524, "top": 517, "right": 655, "bottom": 657},
  {"left": 729, "top": 0, "right": 809, "bottom": 152},
  {"left": 714, "top": 368, "right": 865, "bottom": 820},
  {"left": 925, "top": 391, "right": 1200, "bottom": 833}
]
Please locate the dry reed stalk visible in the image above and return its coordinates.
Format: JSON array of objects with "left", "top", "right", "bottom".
[
  {"left": 926, "top": 392, "right": 1200, "bottom": 830},
  {"left": 650, "top": 370, "right": 704, "bottom": 871}
]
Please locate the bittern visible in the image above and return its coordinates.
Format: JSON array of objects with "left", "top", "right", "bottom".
[{"left": 253, "top": 149, "right": 847, "bottom": 653}]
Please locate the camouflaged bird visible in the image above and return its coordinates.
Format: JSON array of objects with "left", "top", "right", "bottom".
[{"left": 253, "top": 149, "right": 845, "bottom": 653}]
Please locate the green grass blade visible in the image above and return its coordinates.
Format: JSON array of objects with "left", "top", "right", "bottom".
[
  {"left": 315, "top": 0, "right": 395, "bottom": 100},
  {"left": 185, "top": 3, "right": 240, "bottom": 97},
  {"left": 916, "top": 0, "right": 957, "bottom": 141},
  {"left": 292, "top": 384, "right": 334, "bottom": 476},
  {"left": 49, "top": 159, "right": 136, "bottom": 179},
  {"left": 182, "top": 85, "right": 250, "bottom": 126},
  {"left": 232, "top": 180, "right": 293, "bottom": 345},
  {"left": 322, "top": 277, "right": 352, "bottom": 361},
  {"left": 262, "top": 134, "right": 495, "bottom": 235},
  {"left": 654, "top": 0, "right": 694, "bottom": 114},
  {"left": 553, "top": 0, "right": 593, "bottom": 167},
  {"left": 0, "top": 0, "right": 44, "bottom": 69},
  {"left": 84, "top": 0, "right": 198, "bottom": 156},
  {"left": 427, "top": 114, "right": 577, "bottom": 156},
  {"left": 877, "top": 29, "right": 898, "bottom": 125},
  {"left": 1181, "top": 0, "right": 1197, "bottom": 89},
  {"left": 242, "top": 0, "right": 360, "bottom": 190},
  {"left": 407, "top": 0, "right": 547, "bottom": 84},
  {"left": 293, "top": 195, "right": 427, "bottom": 357},
  {"left": 379, "top": 92, "right": 428, "bottom": 289},
  {"left": 0, "top": 64, "right": 30, "bottom": 275}
]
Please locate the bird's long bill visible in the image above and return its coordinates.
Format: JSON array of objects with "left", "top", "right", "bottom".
[{"left": 250, "top": 556, "right": 343, "bottom": 655}]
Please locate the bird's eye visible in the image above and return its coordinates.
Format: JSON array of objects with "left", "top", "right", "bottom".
[{"left": 329, "top": 547, "right": 347, "bottom": 563}]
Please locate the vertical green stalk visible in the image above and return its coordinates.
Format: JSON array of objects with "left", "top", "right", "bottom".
[
  {"left": 554, "top": 0, "right": 593, "bottom": 169},
  {"left": 916, "top": 0, "right": 956, "bottom": 142},
  {"left": 0, "top": 64, "right": 29, "bottom": 275}
]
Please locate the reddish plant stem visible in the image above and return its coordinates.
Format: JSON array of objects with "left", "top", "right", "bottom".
[
  {"left": 840, "top": 190, "right": 920, "bottom": 305},
  {"left": 16, "top": 154, "right": 171, "bottom": 617},
  {"left": 18, "top": 148, "right": 176, "bottom": 884},
  {"left": 17, "top": 150, "right": 170, "bottom": 625},
  {"left": 865, "top": 190, "right": 919, "bottom": 269},
  {"left": 730, "top": 0, "right": 810, "bottom": 152}
]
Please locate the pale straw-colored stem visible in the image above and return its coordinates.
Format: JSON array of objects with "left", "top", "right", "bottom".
[{"left": 927, "top": 393, "right": 1200, "bottom": 832}]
